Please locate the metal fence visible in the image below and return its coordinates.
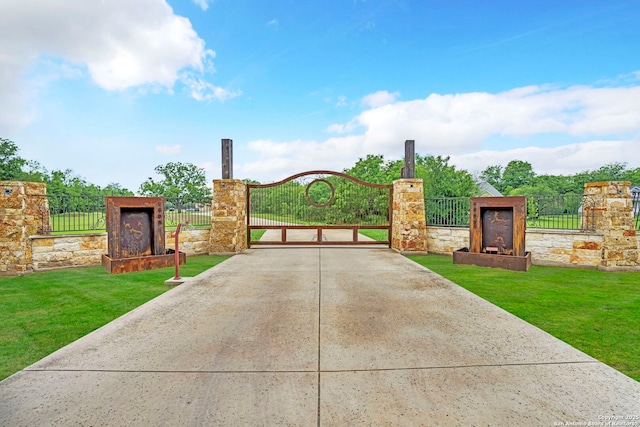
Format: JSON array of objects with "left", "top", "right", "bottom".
[
  {"left": 525, "top": 194, "right": 595, "bottom": 231},
  {"left": 15, "top": 190, "right": 640, "bottom": 234},
  {"left": 425, "top": 194, "right": 601, "bottom": 231},
  {"left": 633, "top": 189, "right": 640, "bottom": 230},
  {"left": 36, "top": 194, "right": 212, "bottom": 234},
  {"left": 425, "top": 197, "right": 470, "bottom": 227}
]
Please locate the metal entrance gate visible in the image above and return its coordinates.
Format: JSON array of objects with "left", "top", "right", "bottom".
[{"left": 247, "top": 171, "right": 393, "bottom": 247}]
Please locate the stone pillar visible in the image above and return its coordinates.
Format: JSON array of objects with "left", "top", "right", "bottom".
[
  {"left": 209, "top": 179, "right": 247, "bottom": 254},
  {"left": 391, "top": 179, "right": 427, "bottom": 253},
  {"left": 584, "top": 181, "right": 638, "bottom": 270},
  {"left": 0, "top": 181, "right": 49, "bottom": 276}
]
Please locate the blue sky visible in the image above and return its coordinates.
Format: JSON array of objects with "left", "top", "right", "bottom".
[{"left": 1, "top": 0, "right": 640, "bottom": 192}]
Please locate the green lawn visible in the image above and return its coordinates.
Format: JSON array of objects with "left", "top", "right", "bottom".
[
  {"left": 407, "top": 254, "right": 640, "bottom": 381},
  {"left": 250, "top": 228, "right": 267, "bottom": 241},
  {"left": 359, "top": 229, "right": 389, "bottom": 241},
  {"left": 0, "top": 255, "right": 229, "bottom": 381}
]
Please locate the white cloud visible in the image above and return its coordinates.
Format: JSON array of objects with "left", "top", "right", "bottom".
[
  {"left": 156, "top": 144, "right": 182, "bottom": 155},
  {"left": 240, "top": 80, "right": 640, "bottom": 182},
  {"left": 0, "top": 0, "right": 233, "bottom": 133},
  {"left": 451, "top": 140, "right": 640, "bottom": 177},
  {"left": 349, "top": 83, "right": 640, "bottom": 156},
  {"left": 266, "top": 19, "right": 279, "bottom": 28},
  {"left": 181, "top": 74, "right": 242, "bottom": 102},
  {"left": 240, "top": 137, "right": 365, "bottom": 181},
  {"left": 361, "top": 90, "right": 399, "bottom": 108},
  {"left": 193, "top": 0, "right": 213, "bottom": 11},
  {"left": 325, "top": 117, "right": 359, "bottom": 134}
]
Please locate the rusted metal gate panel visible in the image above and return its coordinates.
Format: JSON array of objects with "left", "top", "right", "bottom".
[{"left": 247, "top": 171, "right": 392, "bottom": 247}]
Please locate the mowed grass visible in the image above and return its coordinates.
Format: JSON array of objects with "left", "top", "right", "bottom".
[
  {"left": 359, "top": 229, "right": 389, "bottom": 241},
  {"left": 0, "top": 255, "right": 229, "bottom": 381},
  {"left": 407, "top": 254, "right": 640, "bottom": 381}
]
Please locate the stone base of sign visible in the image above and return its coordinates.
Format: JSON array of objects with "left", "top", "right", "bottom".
[
  {"left": 453, "top": 248, "right": 532, "bottom": 271},
  {"left": 102, "top": 252, "right": 185, "bottom": 274}
]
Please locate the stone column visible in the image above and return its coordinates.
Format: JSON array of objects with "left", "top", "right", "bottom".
[
  {"left": 584, "top": 181, "right": 639, "bottom": 270},
  {"left": 209, "top": 179, "right": 247, "bottom": 254},
  {"left": 0, "top": 181, "right": 49, "bottom": 276},
  {"left": 391, "top": 179, "right": 428, "bottom": 253}
]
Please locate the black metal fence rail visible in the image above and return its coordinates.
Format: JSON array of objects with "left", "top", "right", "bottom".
[
  {"left": 425, "top": 194, "right": 603, "bottom": 231},
  {"left": 633, "top": 189, "right": 640, "bottom": 231},
  {"left": 424, "top": 197, "right": 470, "bottom": 227},
  {"left": 526, "top": 194, "right": 596, "bottom": 231},
  {"left": 33, "top": 194, "right": 211, "bottom": 234}
]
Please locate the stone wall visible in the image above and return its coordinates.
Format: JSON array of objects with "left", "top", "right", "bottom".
[
  {"left": 526, "top": 230, "right": 604, "bottom": 268},
  {"left": 0, "top": 182, "right": 47, "bottom": 276},
  {"left": 391, "top": 179, "right": 427, "bottom": 252},
  {"left": 426, "top": 227, "right": 469, "bottom": 255},
  {"left": 31, "top": 234, "right": 106, "bottom": 271},
  {"left": 166, "top": 228, "right": 211, "bottom": 256},
  {"left": 584, "top": 181, "right": 639, "bottom": 269},
  {"left": 209, "top": 179, "right": 246, "bottom": 254},
  {"left": 425, "top": 227, "right": 606, "bottom": 269},
  {"left": 30, "top": 229, "right": 211, "bottom": 272},
  {"left": 2, "top": 179, "right": 638, "bottom": 274}
]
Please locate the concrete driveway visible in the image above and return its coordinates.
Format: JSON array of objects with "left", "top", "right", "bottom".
[{"left": 1, "top": 247, "right": 639, "bottom": 426}]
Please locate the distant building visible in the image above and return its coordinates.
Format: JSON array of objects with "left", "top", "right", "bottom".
[
  {"left": 476, "top": 179, "right": 502, "bottom": 197},
  {"left": 631, "top": 185, "right": 640, "bottom": 215}
]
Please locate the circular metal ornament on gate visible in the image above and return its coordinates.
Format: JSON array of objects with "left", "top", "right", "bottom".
[{"left": 305, "top": 179, "right": 335, "bottom": 208}]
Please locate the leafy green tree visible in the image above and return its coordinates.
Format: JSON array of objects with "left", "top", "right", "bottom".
[
  {"left": 416, "top": 154, "right": 477, "bottom": 198},
  {"left": 346, "top": 153, "right": 476, "bottom": 198},
  {"left": 43, "top": 169, "right": 87, "bottom": 195},
  {"left": 0, "top": 138, "right": 28, "bottom": 180},
  {"left": 139, "top": 162, "right": 211, "bottom": 202},
  {"left": 509, "top": 184, "right": 555, "bottom": 196},
  {"left": 623, "top": 167, "right": 640, "bottom": 185},
  {"left": 479, "top": 165, "right": 504, "bottom": 192},
  {"left": 588, "top": 162, "right": 628, "bottom": 182},
  {"left": 502, "top": 160, "right": 535, "bottom": 193},
  {"left": 345, "top": 154, "right": 401, "bottom": 184},
  {"left": 102, "top": 183, "right": 134, "bottom": 196},
  {"left": 534, "top": 174, "right": 577, "bottom": 194}
]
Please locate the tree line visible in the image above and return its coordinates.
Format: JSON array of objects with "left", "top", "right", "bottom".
[
  {"left": 2, "top": 137, "right": 638, "bottom": 200},
  {"left": 1, "top": 138, "right": 209, "bottom": 201},
  {"left": 1, "top": 138, "right": 133, "bottom": 197},
  {"left": 479, "top": 160, "right": 640, "bottom": 196}
]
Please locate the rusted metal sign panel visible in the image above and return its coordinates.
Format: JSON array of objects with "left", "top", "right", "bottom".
[
  {"left": 469, "top": 196, "right": 526, "bottom": 257},
  {"left": 455, "top": 196, "right": 530, "bottom": 271},
  {"left": 103, "top": 196, "right": 184, "bottom": 274},
  {"left": 106, "top": 196, "right": 165, "bottom": 259}
]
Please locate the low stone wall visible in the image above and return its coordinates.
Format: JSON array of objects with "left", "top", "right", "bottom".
[
  {"left": 166, "top": 228, "right": 211, "bottom": 256},
  {"left": 526, "top": 230, "right": 605, "bottom": 268},
  {"left": 31, "top": 234, "right": 106, "bottom": 271},
  {"left": 426, "top": 227, "right": 469, "bottom": 255},
  {"left": 30, "top": 228, "right": 211, "bottom": 271},
  {"left": 425, "top": 226, "right": 616, "bottom": 269}
]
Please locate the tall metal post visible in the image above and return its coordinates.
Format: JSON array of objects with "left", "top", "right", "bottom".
[
  {"left": 403, "top": 139, "right": 415, "bottom": 179},
  {"left": 221, "top": 139, "right": 233, "bottom": 179}
]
